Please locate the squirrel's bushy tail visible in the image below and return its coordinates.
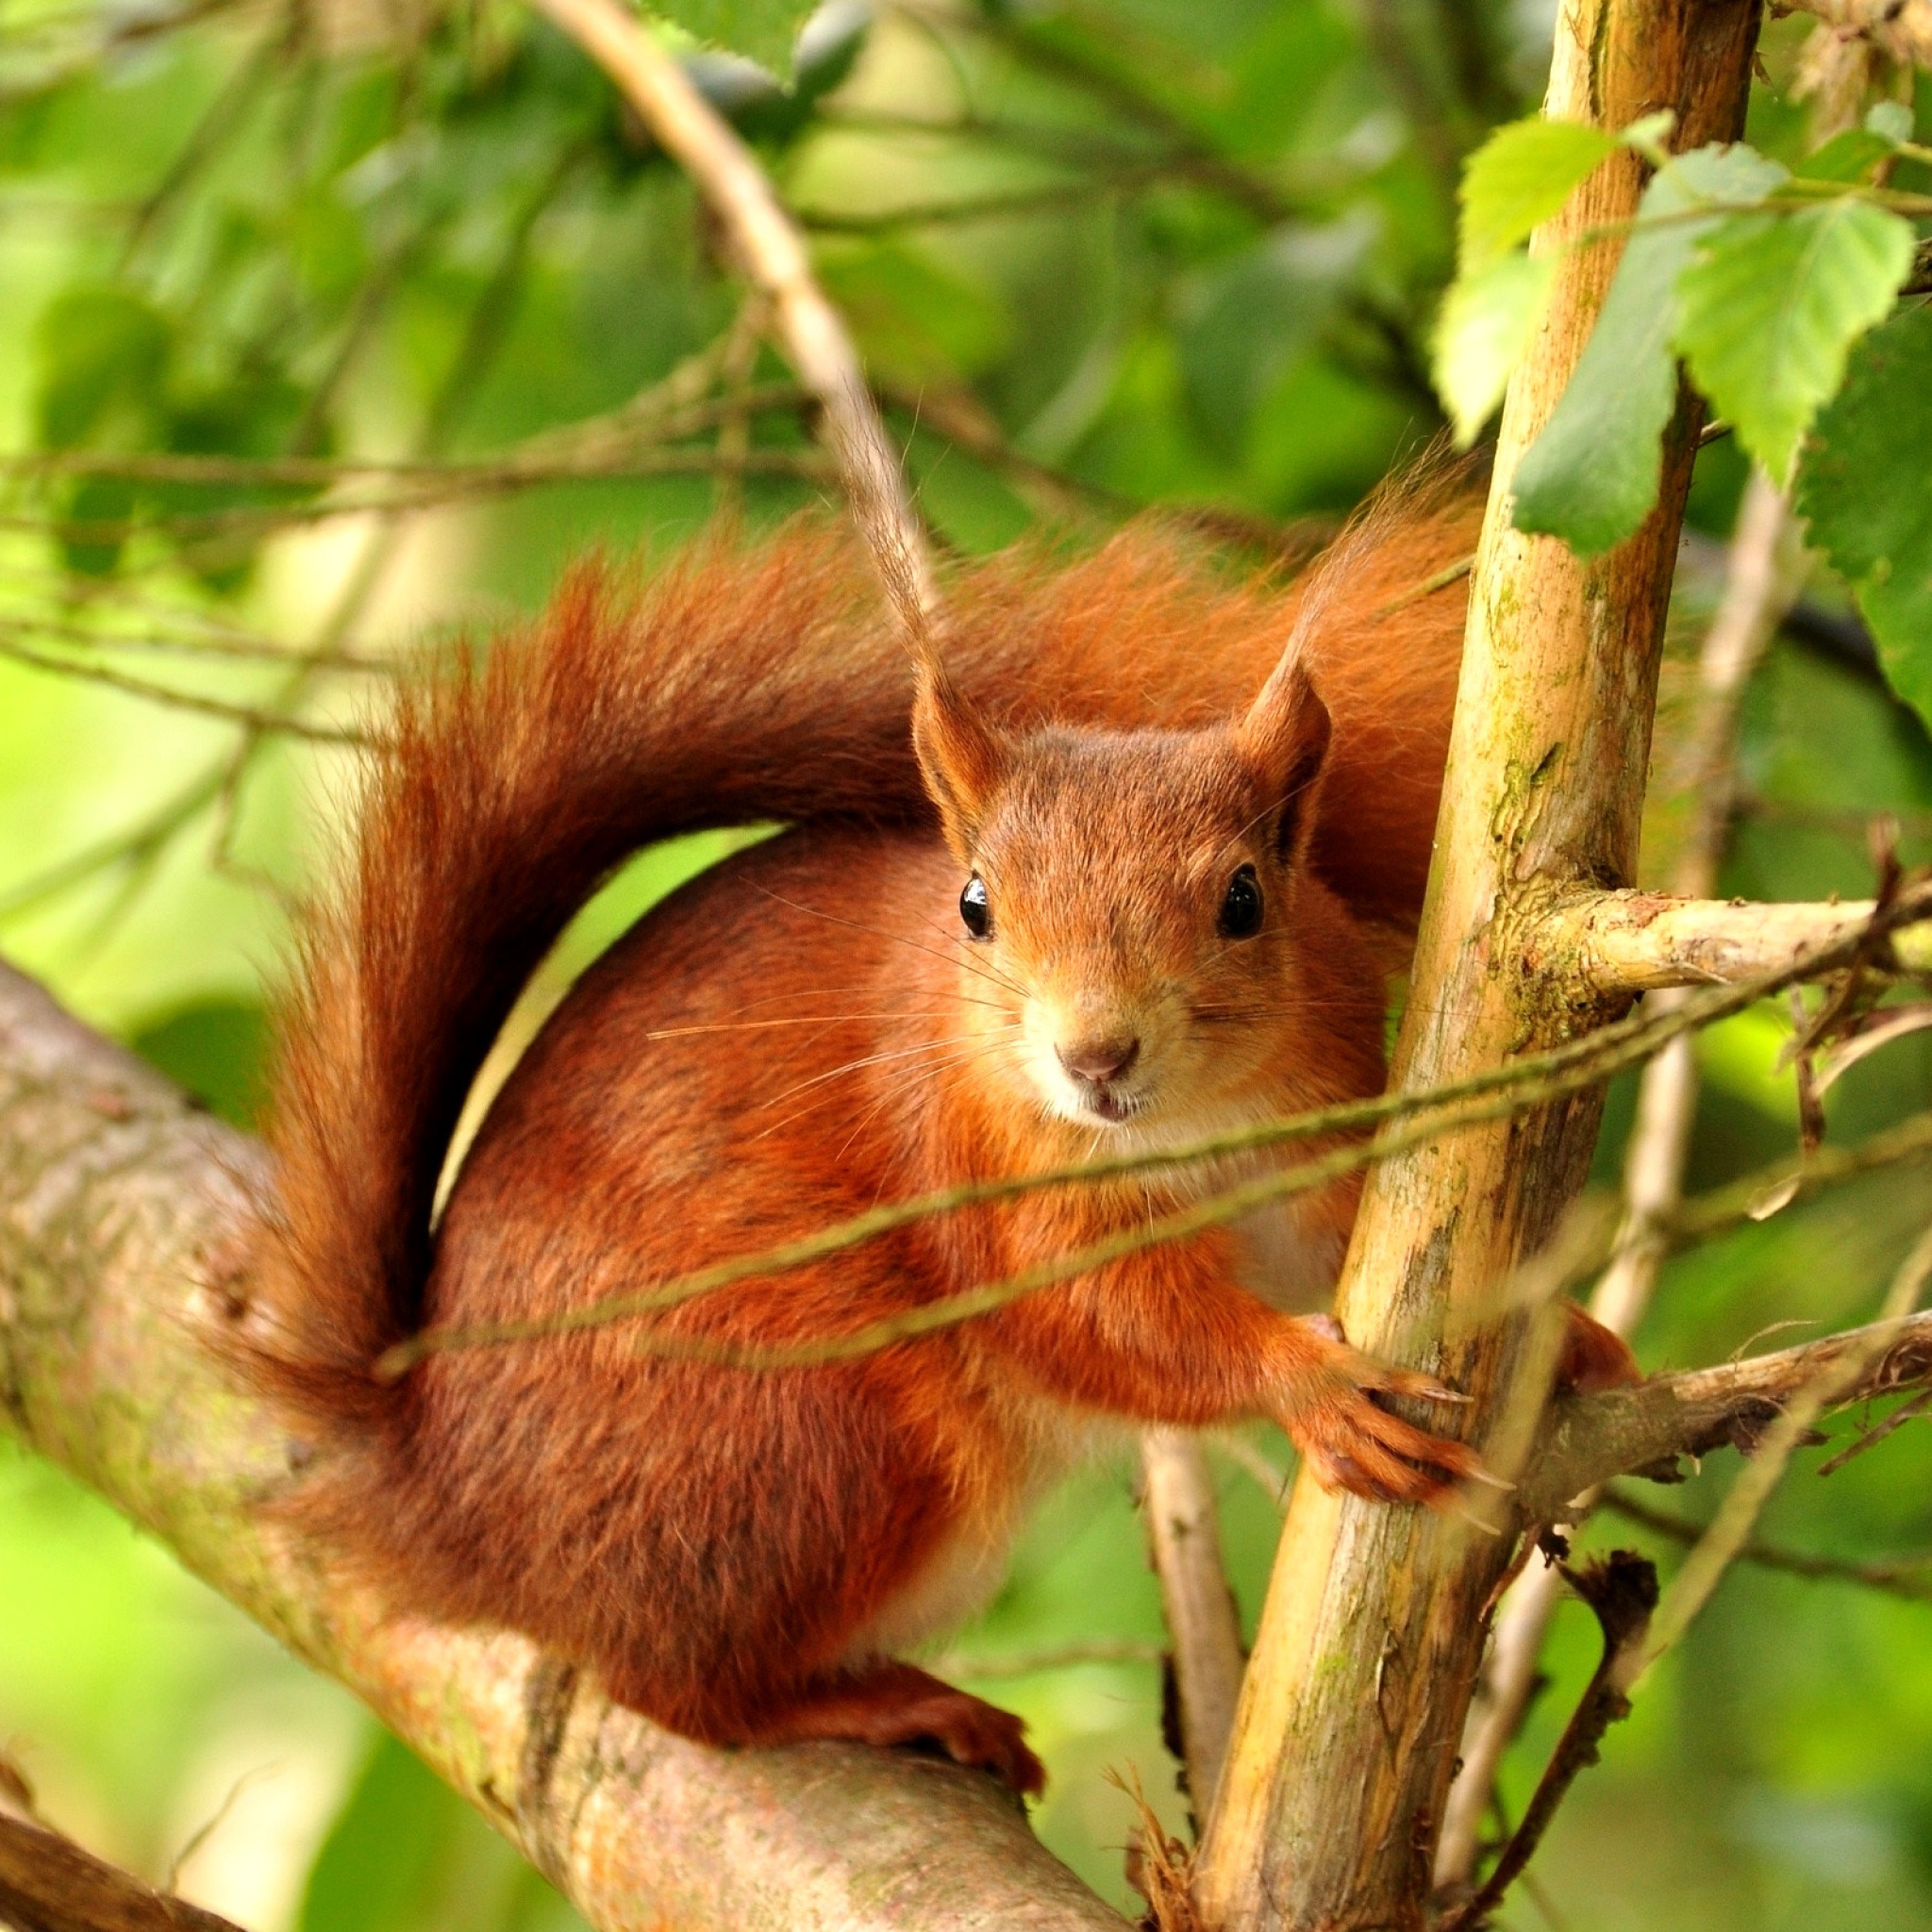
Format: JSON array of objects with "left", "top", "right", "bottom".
[{"left": 257, "top": 525, "right": 908, "bottom": 1424}]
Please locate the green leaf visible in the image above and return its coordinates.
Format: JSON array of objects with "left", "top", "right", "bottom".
[
  {"left": 34, "top": 285, "right": 171, "bottom": 450},
  {"left": 1798, "top": 303, "right": 1932, "bottom": 733},
  {"left": 1866, "top": 99, "right": 1915, "bottom": 142},
  {"left": 1511, "top": 142, "right": 1787, "bottom": 557},
  {"left": 652, "top": 0, "right": 818, "bottom": 79},
  {"left": 1457, "top": 118, "right": 1620, "bottom": 273},
  {"left": 1431, "top": 249, "right": 1555, "bottom": 446},
  {"left": 298, "top": 1732, "right": 460, "bottom": 1932},
  {"left": 1674, "top": 198, "right": 1912, "bottom": 484},
  {"left": 1794, "top": 127, "right": 1896, "bottom": 184}
]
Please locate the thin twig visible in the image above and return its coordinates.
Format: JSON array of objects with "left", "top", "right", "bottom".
[
  {"left": 1597, "top": 1487, "right": 1932, "bottom": 1601},
  {"left": 1139, "top": 1430, "right": 1245, "bottom": 1825},
  {"left": 1634, "top": 1216, "right": 1932, "bottom": 1678},
  {"left": 527, "top": 0, "right": 939, "bottom": 649},
  {"left": 1436, "top": 1554, "right": 1659, "bottom": 1932},
  {"left": 1812, "top": 1383, "right": 1932, "bottom": 1475},
  {"left": 0, "top": 633, "right": 367, "bottom": 742}
]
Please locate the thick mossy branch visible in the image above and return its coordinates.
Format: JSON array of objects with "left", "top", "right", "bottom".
[{"left": 0, "top": 960, "right": 1126, "bottom": 1932}]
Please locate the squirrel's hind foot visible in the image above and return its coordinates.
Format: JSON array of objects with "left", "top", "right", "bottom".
[{"left": 744, "top": 1663, "right": 1046, "bottom": 1795}]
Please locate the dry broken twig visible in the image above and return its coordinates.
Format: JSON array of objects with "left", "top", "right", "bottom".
[{"left": 1436, "top": 1551, "right": 1659, "bottom": 1932}]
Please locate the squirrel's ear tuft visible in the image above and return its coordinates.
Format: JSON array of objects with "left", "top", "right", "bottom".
[
  {"left": 1236, "top": 654, "right": 1332, "bottom": 865},
  {"left": 913, "top": 662, "right": 1006, "bottom": 860}
]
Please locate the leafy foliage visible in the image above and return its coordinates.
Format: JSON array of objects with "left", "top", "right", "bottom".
[
  {"left": 658, "top": 0, "right": 822, "bottom": 78},
  {"left": 1800, "top": 303, "right": 1932, "bottom": 733},
  {"left": 1512, "top": 142, "right": 1787, "bottom": 554},
  {"left": 1676, "top": 196, "right": 1911, "bottom": 484}
]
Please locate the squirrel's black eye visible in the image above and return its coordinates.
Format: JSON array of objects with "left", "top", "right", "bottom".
[
  {"left": 959, "top": 874, "right": 991, "bottom": 939},
  {"left": 1219, "top": 864, "right": 1263, "bottom": 939}
]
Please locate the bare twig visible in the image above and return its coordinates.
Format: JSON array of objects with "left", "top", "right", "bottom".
[
  {"left": 1597, "top": 1487, "right": 1932, "bottom": 1601},
  {"left": 1139, "top": 1432, "right": 1246, "bottom": 1826},
  {"left": 0, "top": 450, "right": 830, "bottom": 542},
  {"left": 0, "top": 633, "right": 368, "bottom": 742},
  {"left": 1526, "top": 1300, "right": 1932, "bottom": 1518},
  {"left": 1436, "top": 1553, "right": 1659, "bottom": 1932},
  {"left": 0, "top": 1809, "right": 246, "bottom": 1932},
  {"left": 525, "top": 0, "right": 938, "bottom": 648},
  {"left": 1812, "top": 1382, "right": 1932, "bottom": 1474},
  {"left": 1530, "top": 888, "right": 1932, "bottom": 990},
  {"left": 1633, "top": 1217, "right": 1932, "bottom": 1677}
]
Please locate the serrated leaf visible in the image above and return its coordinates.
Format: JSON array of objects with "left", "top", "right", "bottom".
[
  {"left": 1798, "top": 303, "right": 1932, "bottom": 733},
  {"left": 1675, "top": 198, "right": 1912, "bottom": 484},
  {"left": 1432, "top": 249, "right": 1555, "bottom": 446},
  {"left": 654, "top": 0, "right": 817, "bottom": 78},
  {"left": 1511, "top": 142, "right": 1788, "bottom": 557},
  {"left": 1458, "top": 118, "right": 1619, "bottom": 273}
]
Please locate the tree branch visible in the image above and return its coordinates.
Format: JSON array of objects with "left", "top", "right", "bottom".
[
  {"left": 0, "top": 960, "right": 1126, "bottom": 1932},
  {"left": 1530, "top": 885, "right": 1932, "bottom": 992},
  {"left": 1524, "top": 1304, "right": 1932, "bottom": 1519},
  {"left": 1139, "top": 1431, "right": 1246, "bottom": 1827},
  {"left": 1597, "top": 1487, "right": 1932, "bottom": 1602},
  {"left": 1435, "top": 464, "right": 1805, "bottom": 1893}
]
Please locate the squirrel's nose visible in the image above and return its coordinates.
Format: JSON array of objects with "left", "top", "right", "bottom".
[{"left": 1057, "top": 1036, "right": 1140, "bottom": 1085}]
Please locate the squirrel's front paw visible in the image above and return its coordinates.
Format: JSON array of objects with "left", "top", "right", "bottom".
[{"left": 1281, "top": 1318, "right": 1485, "bottom": 1507}]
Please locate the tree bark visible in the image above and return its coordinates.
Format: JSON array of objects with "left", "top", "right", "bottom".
[
  {"left": 1532, "top": 887, "right": 1932, "bottom": 992},
  {"left": 1191, "top": 0, "right": 1763, "bottom": 1920},
  {"left": 0, "top": 961, "right": 1127, "bottom": 1932}
]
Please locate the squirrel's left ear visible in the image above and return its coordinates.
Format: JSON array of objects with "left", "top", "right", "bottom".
[
  {"left": 913, "top": 660, "right": 1007, "bottom": 861},
  {"left": 1235, "top": 654, "right": 1332, "bottom": 865}
]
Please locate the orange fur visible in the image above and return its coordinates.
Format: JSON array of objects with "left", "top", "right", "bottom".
[{"left": 249, "top": 491, "right": 1601, "bottom": 1794}]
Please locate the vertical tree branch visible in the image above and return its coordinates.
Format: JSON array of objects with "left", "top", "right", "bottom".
[
  {"left": 1432, "top": 463, "right": 1805, "bottom": 1891},
  {"left": 524, "top": 0, "right": 939, "bottom": 647},
  {"left": 1191, "top": 0, "right": 1761, "bottom": 1920},
  {"left": 1141, "top": 1431, "right": 1248, "bottom": 1825}
]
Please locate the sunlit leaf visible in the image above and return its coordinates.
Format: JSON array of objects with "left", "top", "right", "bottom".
[
  {"left": 1675, "top": 198, "right": 1912, "bottom": 483},
  {"left": 1457, "top": 117, "right": 1619, "bottom": 273},
  {"left": 1431, "top": 249, "right": 1555, "bottom": 446},
  {"left": 1511, "top": 142, "right": 1786, "bottom": 556},
  {"left": 1798, "top": 303, "right": 1932, "bottom": 733},
  {"left": 652, "top": 0, "right": 819, "bottom": 79}
]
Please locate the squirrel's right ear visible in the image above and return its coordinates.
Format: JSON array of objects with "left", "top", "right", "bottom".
[{"left": 913, "top": 661, "right": 1006, "bottom": 861}]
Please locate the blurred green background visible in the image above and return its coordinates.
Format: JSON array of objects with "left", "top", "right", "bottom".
[{"left": 2, "top": 0, "right": 1931, "bottom": 1924}]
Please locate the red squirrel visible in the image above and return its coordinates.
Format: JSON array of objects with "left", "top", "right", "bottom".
[{"left": 249, "top": 490, "right": 1635, "bottom": 1796}]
